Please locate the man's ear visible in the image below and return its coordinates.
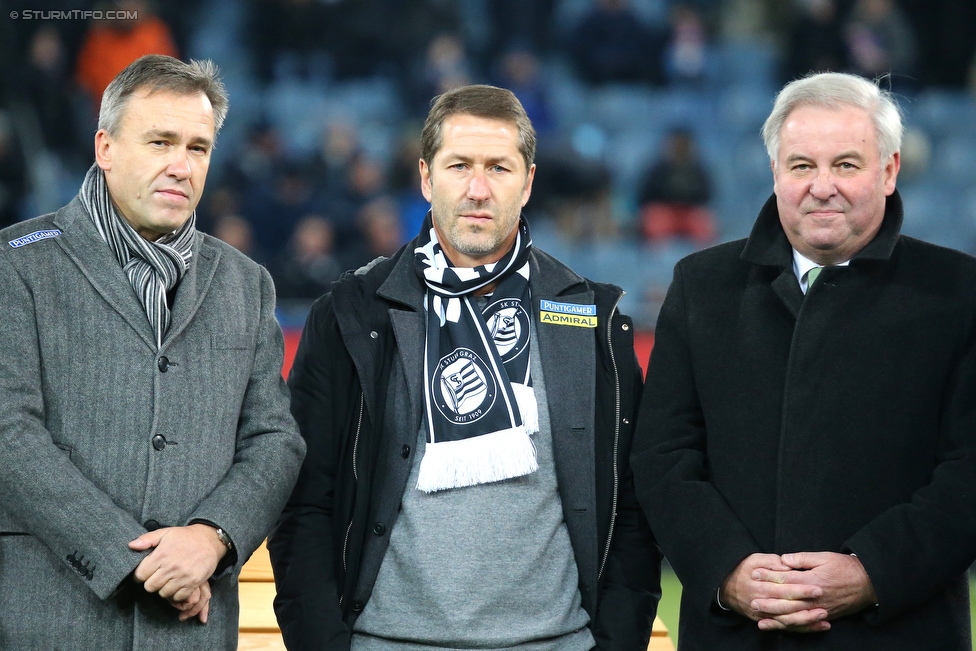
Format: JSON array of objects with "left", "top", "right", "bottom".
[
  {"left": 94, "top": 129, "right": 112, "bottom": 171},
  {"left": 419, "top": 158, "right": 432, "bottom": 203}
]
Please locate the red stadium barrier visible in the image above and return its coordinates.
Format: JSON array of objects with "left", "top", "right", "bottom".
[{"left": 282, "top": 328, "right": 655, "bottom": 380}]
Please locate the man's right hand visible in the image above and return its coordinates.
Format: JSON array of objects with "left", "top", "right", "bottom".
[
  {"left": 168, "top": 580, "right": 212, "bottom": 623},
  {"left": 720, "top": 553, "right": 829, "bottom": 632}
]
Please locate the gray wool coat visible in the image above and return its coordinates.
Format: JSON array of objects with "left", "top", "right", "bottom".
[{"left": 0, "top": 198, "right": 305, "bottom": 650}]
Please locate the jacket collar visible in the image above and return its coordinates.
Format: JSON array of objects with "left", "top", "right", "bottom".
[
  {"left": 741, "top": 188, "right": 905, "bottom": 269},
  {"left": 373, "top": 238, "right": 595, "bottom": 311}
]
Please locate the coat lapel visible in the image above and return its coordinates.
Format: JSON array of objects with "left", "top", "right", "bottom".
[
  {"left": 163, "top": 235, "right": 220, "bottom": 349},
  {"left": 390, "top": 309, "right": 425, "bottom": 431},
  {"left": 52, "top": 198, "right": 155, "bottom": 351},
  {"left": 530, "top": 251, "right": 599, "bottom": 594}
]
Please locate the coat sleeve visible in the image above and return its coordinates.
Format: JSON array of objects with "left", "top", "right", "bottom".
[
  {"left": 0, "top": 251, "right": 149, "bottom": 599},
  {"left": 630, "top": 262, "right": 760, "bottom": 623},
  {"left": 184, "top": 265, "right": 306, "bottom": 574},
  {"left": 268, "top": 294, "right": 354, "bottom": 651},
  {"left": 844, "top": 307, "right": 976, "bottom": 623},
  {"left": 592, "top": 338, "right": 662, "bottom": 651}
]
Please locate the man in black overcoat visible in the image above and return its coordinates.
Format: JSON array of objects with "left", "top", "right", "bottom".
[{"left": 632, "top": 71, "right": 976, "bottom": 649}]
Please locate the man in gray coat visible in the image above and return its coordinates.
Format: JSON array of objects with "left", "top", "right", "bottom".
[{"left": 0, "top": 55, "right": 305, "bottom": 650}]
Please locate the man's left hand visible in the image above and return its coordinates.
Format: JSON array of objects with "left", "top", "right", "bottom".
[
  {"left": 129, "top": 524, "right": 228, "bottom": 602},
  {"left": 751, "top": 551, "right": 877, "bottom": 632}
]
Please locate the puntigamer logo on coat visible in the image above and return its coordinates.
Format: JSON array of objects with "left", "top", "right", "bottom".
[
  {"left": 8, "top": 229, "right": 62, "bottom": 248},
  {"left": 540, "top": 299, "right": 598, "bottom": 328}
]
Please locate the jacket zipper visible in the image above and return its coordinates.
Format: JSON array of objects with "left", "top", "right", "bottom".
[
  {"left": 340, "top": 392, "right": 365, "bottom": 581},
  {"left": 597, "top": 291, "right": 624, "bottom": 582}
]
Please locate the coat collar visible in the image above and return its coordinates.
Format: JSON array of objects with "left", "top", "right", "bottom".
[
  {"left": 53, "top": 196, "right": 218, "bottom": 351},
  {"left": 374, "top": 238, "right": 594, "bottom": 311},
  {"left": 741, "top": 189, "right": 905, "bottom": 269}
]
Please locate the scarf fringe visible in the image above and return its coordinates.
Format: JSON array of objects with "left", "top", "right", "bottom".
[
  {"left": 416, "top": 427, "right": 539, "bottom": 493},
  {"left": 512, "top": 383, "right": 539, "bottom": 435}
]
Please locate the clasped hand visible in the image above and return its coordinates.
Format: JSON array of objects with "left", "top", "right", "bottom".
[
  {"left": 128, "top": 523, "right": 229, "bottom": 623},
  {"left": 720, "top": 551, "right": 877, "bottom": 633}
]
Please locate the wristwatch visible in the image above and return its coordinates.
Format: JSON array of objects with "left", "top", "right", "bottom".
[{"left": 214, "top": 526, "right": 233, "bottom": 551}]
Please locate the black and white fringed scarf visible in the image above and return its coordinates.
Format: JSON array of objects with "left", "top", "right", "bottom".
[
  {"left": 79, "top": 164, "right": 195, "bottom": 349},
  {"left": 415, "top": 211, "right": 539, "bottom": 493}
]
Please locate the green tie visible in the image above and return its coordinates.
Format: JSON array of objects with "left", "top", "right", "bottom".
[{"left": 805, "top": 266, "right": 822, "bottom": 290}]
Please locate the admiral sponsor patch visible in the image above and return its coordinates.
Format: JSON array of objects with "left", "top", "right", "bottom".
[
  {"left": 8, "top": 229, "right": 62, "bottom": 248},
  {"left": 540, "top": 299, "right": 598, "bottom": 328}
]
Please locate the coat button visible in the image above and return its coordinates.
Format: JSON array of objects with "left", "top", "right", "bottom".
[
  {"left": 151, "top": 435, "right": 167, "bottom": 451},
  {"left": 401, "top": 444, "right": 410, "bottom": 459},
  {"left": 622, "top": 418, "right": 630, "bottom": 425},
  {"left": 621, "top": 323, "right": 630, "bottom": 331},
  {"left": 369, "top": 331, "right": 378, "bottom": 339},
  {"left": 144, "top": 519, "right": 160, "bottom": 531},
  {"left": 351, "top": 601, "right": 364, "bottom": 613},
  {"left": 372, "top": 522, "right": 385, "bottom": 536},
  {"left": 157, "top": 356, "right": 170, "bottom": 372}
]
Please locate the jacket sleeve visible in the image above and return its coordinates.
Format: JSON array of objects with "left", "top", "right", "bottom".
[
  {"left": 269, "top": 294, "right": 353, "bottom": 651},
  {"left": 592, "top": 339, "right": 662, "bottom": 651},
  {"left": 630, "top": 263, "right": 760, "bottom": 624},
  {"left": 844, "top": 305, "right": 976, "bottom": 623},
  {"left": 0, "top": 251, "right": 149, "bottom": 599},
  {"left": 184, "top": 265, "right": 306, "bottom": 574}
]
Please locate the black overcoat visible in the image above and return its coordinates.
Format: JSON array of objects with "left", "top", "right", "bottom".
[{"left": 633, "top": 191, "right": 976, "bottom": 650}]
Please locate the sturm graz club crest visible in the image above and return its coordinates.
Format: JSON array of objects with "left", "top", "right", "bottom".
[
  {"left": 483, "top": 298, "right": 529, "bottom": 362},
  {"left": 433, "top": 348, "right": 497, "bottom": 425}
]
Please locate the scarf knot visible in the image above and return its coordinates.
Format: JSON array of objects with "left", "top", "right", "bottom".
[{"left": 80, "top": 164, "right": 195, "bottom": 349}]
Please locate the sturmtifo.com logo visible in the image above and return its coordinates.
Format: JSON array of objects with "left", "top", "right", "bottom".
[
  {"left": 9, "top": 9, "right": 138, "bottom": 20},
  {"left": 433, "top": 348, "right": 496, "bottom": 424}
]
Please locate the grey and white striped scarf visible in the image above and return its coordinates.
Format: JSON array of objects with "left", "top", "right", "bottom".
[{"left": 79, "top": 164, "right": 195, "bottom": 349}]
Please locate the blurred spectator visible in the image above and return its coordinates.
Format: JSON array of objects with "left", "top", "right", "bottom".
[
  {"left": 246, "top": 0, "right": 332, "bottom": 84},
  {"left": 387, "top": 127, "right": 430, "bottom": 241},
  {"left": 492, "top": 47, "right": 555, "bottom": 136},
  {"left": 408, "top": 33, "right": 473, "bottom": 117},
  {"left": 271, "top": 214, "right": 343, "bottom": 301},
  {"left": 212, "top": 214, "right": 267, "bottom": 263},
  {"left": 0, "top": 111, "right": 28, "bottom": 229},
  {"left": 784, "top": 0, "right": 847, "bottom": 81},
  {"left": 664, "top": 4, "right": 712, "bottom": 86},
  {"left": 223, "top": 121, "right": 289, "bottom": 193},
  {"left": 570, "top": 0, "right": 665, "bottom": 86},
  {"left": 75, "top": 0, "right": 178, "bottom": 104},
  {"left": 844, "top": 0, "right": 917, "bottom": 84},
  {"left": 342, "top": 196, "right": 404, "bottom": 269},
  {"left": 486, "top": 0, "right": 558, "bottom": 59},
  {"left": 242, "top": 162, "right": 322, "bottom": 256},
  {"left": 19, "top": 27, "right": 89, "bottom": 169},
  {"left": 636, "top": 128, "right": 715, "bottom": 244}
]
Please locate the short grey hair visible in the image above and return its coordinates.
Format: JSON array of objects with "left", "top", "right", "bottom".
[
  {"left": 98, "top": 54, "right": 229, "bottom": 139},
  {"left": 761, "top": 72, "right": 903, "bottom": 164}
]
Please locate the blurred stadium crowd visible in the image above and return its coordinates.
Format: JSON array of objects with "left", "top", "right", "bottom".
[{"left": 1, "top": 0, "right": 975, "bottom": 328}]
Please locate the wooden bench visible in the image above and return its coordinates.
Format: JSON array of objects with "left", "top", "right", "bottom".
[{"left": 238, "top": 541, "right": 674, "bottom": 651}]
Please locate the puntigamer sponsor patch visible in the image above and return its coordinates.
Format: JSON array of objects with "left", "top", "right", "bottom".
[
  {"left": 8, "top": 229, "right": 62, "bottom": 248},
  {"left": 539, "top": 299, "right": 598, "bottom": 328}
]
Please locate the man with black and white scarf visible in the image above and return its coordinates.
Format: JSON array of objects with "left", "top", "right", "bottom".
[
  {"left": 0, "top": 55, "right": 305, "bottom": 650},
  {"left": 270, "top": 84, "right": 661, "bottom": 651}
]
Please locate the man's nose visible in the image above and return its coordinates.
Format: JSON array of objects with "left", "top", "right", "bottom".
[
  {"left": 467, "top": 170, "right": 490, "bottom": 201},
  {"left": 166, "top": 149, "right": 192, "bottom": 180},
  {"left": 809, "top": 169, "right": 837, "bottom": 199}
]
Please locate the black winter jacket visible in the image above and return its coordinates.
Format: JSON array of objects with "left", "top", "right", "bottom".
[{"left": 270, "top": 243, "right": 661, "bottom": 650}]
